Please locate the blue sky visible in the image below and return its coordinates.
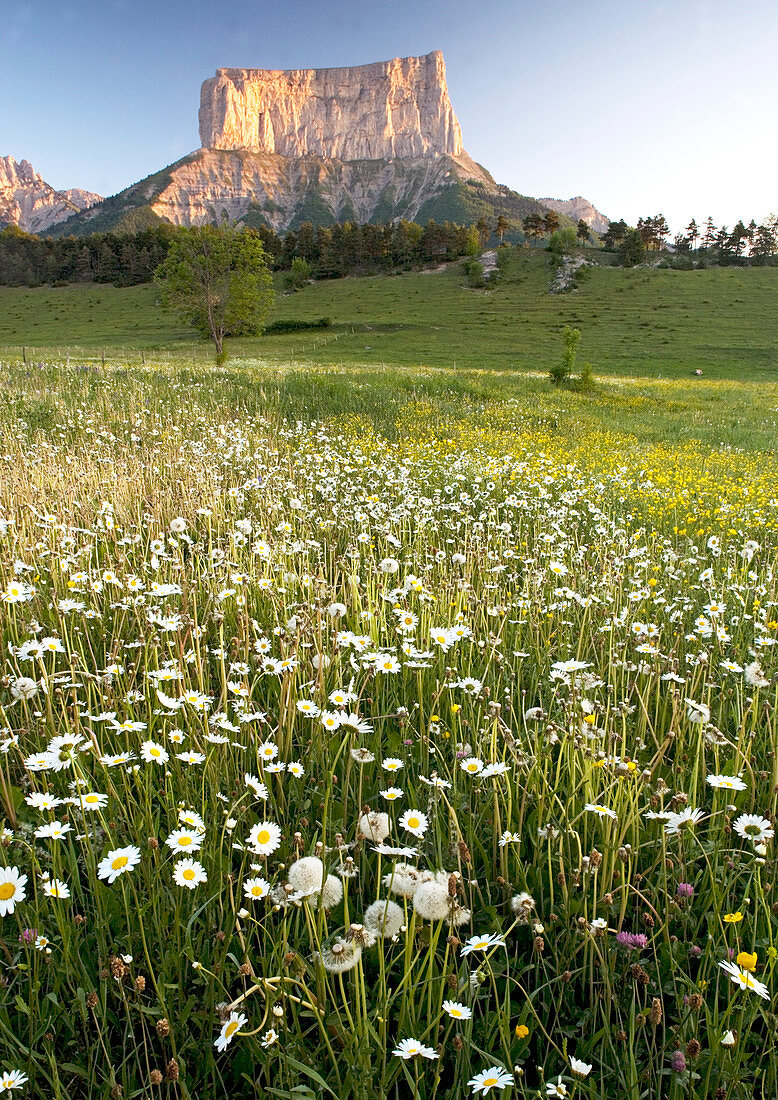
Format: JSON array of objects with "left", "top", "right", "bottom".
[{"left": 2, "top": 0, "right": 776, "bottom": 232}]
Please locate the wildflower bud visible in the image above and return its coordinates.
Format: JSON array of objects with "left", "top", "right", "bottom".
[
  {"left": 284, "top": 952, "right": 296, "bottom": 966},
  {"left": 533, "top": 936, "right": 545, "bottom": 953},
  {"left": 448, "top": 874, "right": 459, "bottom": 898},
  {"left": 447, "top": 935, "right": 460, "bottom": 949},
  {"left": 457, "top": 841, "right": 472, "bottom": 865},
  {"left": 452, "top": 1034, "right": 464, "bottom": 1051},
  {"left": 670, "top": 1050, "right": 686, "bottom": 1073},
  {"left": 156, "top": 1018, "right": 170, "bottom": 1037},
  {"left": 239, "top": 963, "right": 251, "bottom": 976},
  {"left": 686, "top": 1039, "right": 701, "bottom": 1061},
  {"left": 86, "top": 992, "right": 98, "bottom": 1009},
  {"left": 715, "top": 1089, "right": 726, "bottom": 1100},
  {"left": 649, "top": 998, "right": 663, "bottom": 1026},
  {"left": 165, "top": 1059, "right": 179, "bottom": 1082},
  {"left": 272, "top": 1004, "right": 284, "bottom": 1018},
  {"left": 147, "top": 837, "right": 159, "bottom": 850},
  {"left": 602, "top": 893, "right": 613, "bottom": 906},
  {"left": 447, "top": 973, "right": 458, "bottom": 989},
  {"left": 642, "top": 912, "right": 655, "bottom": 928},
  {"left": 589, "top": 849, "right": 602, "bottom": 869},
  {"left": 74, "top": 914, "right": 86, "bottom": 925},
  {"left": 617, "top": 847, "right": 629, "bottom": 863},
  {"left": 135, "top": 975, "right": 146, "bottom": 992},
  {"left": 110, "top": 1086, "right": 123, "bottom": 1098},
  {"left": 687, "top": 993, "right": 703, "bottom": 1011},
  {"left": 562, "top": 971, "right": 571, "bottom": 983},
  {"left": 149, "top": 1070, "right": 163, "bottom": 1086},
  {"left": 616, "top": 1030, "right": 627, "bottom": 1042}
]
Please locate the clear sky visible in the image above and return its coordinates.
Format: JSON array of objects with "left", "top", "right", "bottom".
[{"left": 2, "top": 0, "right": 776, "bottom": 233}]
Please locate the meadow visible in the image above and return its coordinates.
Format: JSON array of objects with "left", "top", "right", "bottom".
[
  {"left": 1, "top": 249, "right": 778, "bottom": 380},
  {"left": 0, "top": 268, "right": 777, "bottom": 1098}
]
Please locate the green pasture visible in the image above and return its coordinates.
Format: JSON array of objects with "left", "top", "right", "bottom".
[{"left": 1, "top": 250, "right": 777, "bottom": 380}]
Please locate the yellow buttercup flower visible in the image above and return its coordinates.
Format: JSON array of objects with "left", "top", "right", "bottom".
[
  {"left": 723, "top": 911, "right": 744, "bottom": 924},
  {"left": 736, "top": 951, "right": 757, "bottom": 972},
  {"left": 515, "top": 1024, "right": 529, "bottom": 1039}
]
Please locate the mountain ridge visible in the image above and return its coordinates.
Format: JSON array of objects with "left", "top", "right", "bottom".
[{"left": 0, "top": 155, "right": 101, "bottom": 233}]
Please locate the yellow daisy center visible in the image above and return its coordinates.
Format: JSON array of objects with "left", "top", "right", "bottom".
[
  {"left": 183, "top": 869, "right": 196, "bottom": 881},
  {"left": 251, "top": 886, "right": 263, "bottom": 896},
  {"left": 178, "top": 837, "right": 192, "bottom": 846},
  {"left": 408, "top": 817, "right": 419, "bottom": 828},
  {"left": 257, "top": 830, "right": 270, "bottom": 845},
  {"left": 111, "top": 856, "right": 128, "bottom": 870},
  {"left": 225, "top": 1021, "right": 240, "bottom": 1038},
  {"left": 0, "top": 883, "right": 15, "bottom": 900},
  {"left": 484, "top": 1078, "right": 498, "bottom": 1087}
]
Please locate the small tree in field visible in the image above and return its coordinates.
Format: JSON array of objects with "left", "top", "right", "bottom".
[
  {"left": 155, "top": 225, "right": 275, "bottom": 363},
  {"left": 550, "top": 325, "right": 581, "bottom": 385}
]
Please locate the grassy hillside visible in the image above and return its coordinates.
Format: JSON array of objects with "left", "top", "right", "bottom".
[{"left": 1, "top": 249, "right": 777, "bottom": 381}]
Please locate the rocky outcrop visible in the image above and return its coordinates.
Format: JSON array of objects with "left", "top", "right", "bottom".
[
  {"left": 0, "top": 156, "right": 101, "bottom": 233},
  {"left": 540, "top": 195, "right": 609, "bottom": 236},
  {"left": 199, "top": 51, "right": 463, "bottom": 160}
]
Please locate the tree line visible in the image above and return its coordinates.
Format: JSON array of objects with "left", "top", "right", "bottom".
[
  {"left": 603, "top": 214, "right": 778, "bottom": 266},
  {"left": 0, "top": 217, "right": 506, "bottom": 288}
]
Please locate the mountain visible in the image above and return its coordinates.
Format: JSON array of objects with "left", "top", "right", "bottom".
[
  {"left": 0, "top": 156, "right": 101, "bottom": 233},
  {"left": 48, "top": 52, "right": 550, "bottom": 237},
  {"left": 539, "top": 196, "right": 609, "bottom": 236}
]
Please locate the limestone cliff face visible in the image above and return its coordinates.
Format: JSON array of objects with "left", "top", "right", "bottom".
[
  {"left": 540, "top": 196, "right": 609, "bottom": 236},
  {"left": 0, "top": 156, "right": 101, "bottom": 233},
  {"left": 199, "top": 51, "right": 463, "bottom": 160},
  {"left": 147, "top": 148, "right": 493, "bottom": 230}
]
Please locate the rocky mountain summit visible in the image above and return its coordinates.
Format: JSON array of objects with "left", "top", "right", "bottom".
[
  {"left": 50, "top": 51, "right": 549, "bottom": 237},
  {"left": 539, "top": 195, "right": 609, "bottom": 235},
  {"left": 0, "top": 155, "right": 101, "bottom": 233},
  {"left": 199, "top": 51, "right": 463, "bottom": 160}
]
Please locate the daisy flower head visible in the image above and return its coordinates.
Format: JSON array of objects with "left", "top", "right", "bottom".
[
  {"left": 243, "top": 876, "right": 271, "bottom": 900},
  {"left": 399, "top": 809, "right": 429, "bottom": 837},
  {"left": 664, "top": 807, "right": 705, "bottom": 835},
  {"left": 380, "top": 787, "right": 404, "bottom": 801},
  {"left": 570, "top": 1056, "right": 593, "bottom": 1078},
  {"left": 97, "top": 845, "right": 141, "bottom": 884},
  {"left": 34, "top": 820, "right": 73, "bottom": 840},
  {"left": 718, "top": 959, "right": 770, "bottom": 999},
  {"left": 706, "top": 774, "right": 747, "bottom": 792},
  {"left": 244, "top": 773, "right": 268, "bottom": 800},
  {"left": 392, "top": 1037, "right": 439, "bottom": 1060},
  {"left": 461, "top": 932, "right": 505, "bottom": 957},
  {"left": 247, "top": 821, "right": 282, "bottom": 856},
  {"left": 0, "top": 1069, "right": 29, "bottom": 1092},
  {"left": 733, "top": 814, "right": 774, "bottom": 845},
  {"left": 173, "top": 859, "right": 207, "bottom": 890},
  {"left": 460, "top": 757, "right": 484, "bottom": 776},
  {"left": 0, "top": 866, "right": 27, "bottom": 915},
  {"left": 25, "top": 792, "right": 63, "bottom": 810},
  {"left": 140, "top": 741, "right": 169, "bottom": 765},
  {"left": 77, "top": 791, "right": 108, "bottom": 811},
  {"left": 468, "top": 1066, "right": 514, "bottom": 1094},
  {"left": 442, "top": 999, "right": 472, "bottom": 1020},
  {"left": 546, "top": 1078, "right": 569, "bottom": 1099},
  {"left": 382, "top": 757, "right": 404, "bottom": 773},
  {"left": 585, "top": 804, "right": 617, "bottom": 820},
  {"left": 41, "top": 877, "right": 70, "bottom": 898},
  {"left": 165, "top": 828, "right": 203, "bottom": 854},
  {"left": 214, "top": 1011, "right": 248, "bottom": 1052}
]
